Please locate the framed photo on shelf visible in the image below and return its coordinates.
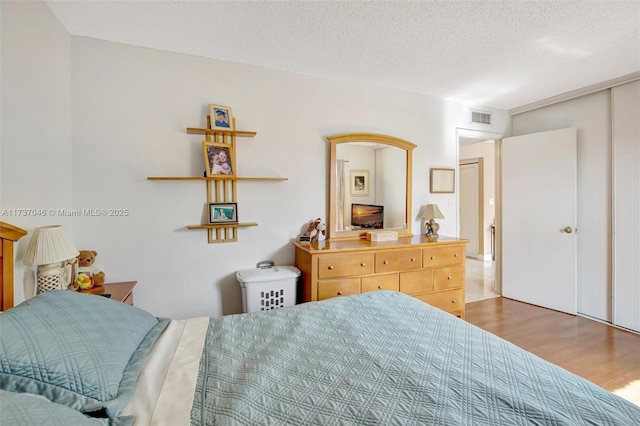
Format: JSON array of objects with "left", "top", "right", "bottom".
[
  {"left": 209, "top": 203, "right": 238, "bottom": 224},
  {"left": 208, "top": 104, "right": 234, "bottom": 131},
  {"left": 202, "top": 141, "right": 235, "bottom": 178},
  {"left": 430, "top": 168, "right": 455, "bottom": 193},
  {"left": 350, "top": 169, "right": 369, "bottom": 197}
]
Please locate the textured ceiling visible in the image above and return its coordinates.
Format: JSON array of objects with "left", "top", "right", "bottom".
[{"left": 46, "top": 1, "right": 640, "bottom": 110}]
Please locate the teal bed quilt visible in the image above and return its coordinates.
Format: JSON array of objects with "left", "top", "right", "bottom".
[{"left": 191, "top": 291, "right": 640, "bottom": 425}]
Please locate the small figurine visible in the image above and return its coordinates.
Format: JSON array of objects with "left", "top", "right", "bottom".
[{"left": 305, "top": 218, "right": 326, "bottom": 243}]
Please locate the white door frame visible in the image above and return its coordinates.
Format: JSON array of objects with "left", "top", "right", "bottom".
[{"left": 456, "top": 128, "right": 504, "bottom": 292}]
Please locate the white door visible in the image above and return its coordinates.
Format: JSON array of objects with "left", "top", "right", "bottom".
[
  {"left": 502, "top": 127, "right": 578, "bottom": 315},
  {"left": 460, "top": 162, "right": 479, "bottom": 258}
]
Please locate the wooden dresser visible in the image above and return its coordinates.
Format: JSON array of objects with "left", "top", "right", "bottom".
[{"left": 294, "top": 235, "right": 469, "bottom": 318}]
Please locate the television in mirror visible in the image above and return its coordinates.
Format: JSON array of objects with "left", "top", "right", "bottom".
[{"left": 351, "top": 203, "right": 384, "bottom": 229}]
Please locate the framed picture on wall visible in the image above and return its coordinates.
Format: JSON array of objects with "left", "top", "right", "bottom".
[
  {"left": 208, "top": 104, "right": 234, "bottom": 131},
  {"left": 202, "top": 141, "right": 235, "bottom": 177},
  {"left": 350, "top": 169, "right": 369, "bottom": 197},
  {"left": 209, "top": 203, "right": 238, "bottom": 224},
  {"left": 430, "top": 168, "right": 455, "bottom": 193}
]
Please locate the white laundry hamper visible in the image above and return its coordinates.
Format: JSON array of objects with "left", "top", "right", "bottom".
[{"left": 237, "top": 261, "right": 300, "bottom": 313}]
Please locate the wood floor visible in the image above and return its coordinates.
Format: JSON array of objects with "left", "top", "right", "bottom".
[{"left": 465, "top": 297, "right": 640, "bottom": 394}]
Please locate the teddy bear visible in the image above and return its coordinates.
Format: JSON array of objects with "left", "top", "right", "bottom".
[
  {"left": 76, "top": 250, "right": 105, "bottom": 287},
  {"left": 306, "top": 218, "right": 326, "bottom": 243}
]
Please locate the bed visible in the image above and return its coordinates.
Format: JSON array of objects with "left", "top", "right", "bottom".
[
  {"left": 0, "top": 222, "right": 27, "bottom": 311},
  {"left": 1, "top": 290, "right": 639, "bottom": 425}
]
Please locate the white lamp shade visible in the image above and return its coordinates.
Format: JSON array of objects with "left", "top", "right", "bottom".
[
  {"left": 419, "top": 204, "right": 445, "bottom": 220},
  {"left": 22, "top": 225, "right": 79, "bottom": 266}
]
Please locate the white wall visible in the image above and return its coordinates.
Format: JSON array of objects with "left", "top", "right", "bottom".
[
  {"left": 1, "top": 1, "right": 73, "bottom": 302},
  {"left": 2, "top": 1, "right": 509, "bottom": 318},
  {"left": 377, "top": 146, "right": 406, "bottom": 229},
  {"left": 511, "top": 91, "right": 612, "bottom": 322}
]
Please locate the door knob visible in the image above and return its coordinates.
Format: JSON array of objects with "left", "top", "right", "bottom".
[{"left": 563, "top": 226, "right": 573, "bottom": 234}]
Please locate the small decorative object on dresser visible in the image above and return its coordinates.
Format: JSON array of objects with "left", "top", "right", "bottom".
[
  {"left": 208, "top": 104, "right": 234, "bottom": 131},
  {"left": 419, "top": 204, "right": 445, "bottom": 240},
  {"left": 366, "top": 230, "right": 398, "bottom": 241},
  {"left": 305, "top": 218, "right": 326, "bottom": 243}
]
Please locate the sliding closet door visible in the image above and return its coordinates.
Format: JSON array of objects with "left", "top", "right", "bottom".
[
  {"left": 612, "top": 81, "right": 640, "bottom": 333},
  {"left": 512, "top": 91, "right": 612, "bottom": 321}
]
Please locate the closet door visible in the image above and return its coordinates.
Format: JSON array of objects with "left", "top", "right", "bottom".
[{"left": 612, "top": 81, "right": 640, "bottom": 333}]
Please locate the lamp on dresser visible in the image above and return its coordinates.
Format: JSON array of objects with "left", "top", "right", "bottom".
[
  {"left": 419, "top": 204, "right": 445, "bottom": 240},
  {"left": 22, "top": 225, "right": 79, "bottom": 294}
]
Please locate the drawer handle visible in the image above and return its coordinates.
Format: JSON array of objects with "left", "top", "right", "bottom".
[
  {"left": 378, "top": 285, "right": 383, "bottom": 289},
  {"left": 361, "top": 262, "right": 366, "bottom": 267},
  {"left": 337, "top": 291, "right": 343, "bottom": 296},
  {"left": 431, "top": 256, "right": 436, "bottom": 260},
  {"left": 383, "top": 260, "right": 389, "bottom": 265},
  {"left": 328, "top": 266, "right": 334, "bottom": 270},
  {"left": 454, "top": 254, "right": 459, "bottom": 257},
  {"left": 411, "top": 258, "right": 416, "bottom": 262},
  {"left": 451, "top": 299, "right": 457, "bottom": 303},
  {"left": 447, "top": 276, "right": 452, "bottom": 280}
]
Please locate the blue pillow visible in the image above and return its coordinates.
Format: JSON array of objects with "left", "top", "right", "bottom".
[
  {"left": 0, "top": 290, "right": 169, "bottom": 420},
  {"left": 0, "top": 389, "right": 109, "bottom": 425}
]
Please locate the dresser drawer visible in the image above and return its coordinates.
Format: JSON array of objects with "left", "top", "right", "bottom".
[
  {"left": 318, "top": 278, "right": 361, "bottom": 300},
  {"left": 399, "top": 269, "right": 433, "bottom": 294},
  {"left": 362, "top": 273, "right": 399, "bottom": 293},
  {"left": 423, "top": 245, "right": 464, "bottom": 268},
  {"left": 433, "top": 265, "right": 465, "bottom": 291},
  {"left": 318, "top": 253, "right": 374, "bottom": 279},
  {"left": 375, "top": 249, "right": 422, "bottom": 273},
  {"left": 416, "top": 289, "right": 464, "bottom": 314}
]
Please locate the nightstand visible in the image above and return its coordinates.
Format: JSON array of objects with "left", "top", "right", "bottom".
[{"left": 79, "top": 281, "right": 137, "bottom": 305}]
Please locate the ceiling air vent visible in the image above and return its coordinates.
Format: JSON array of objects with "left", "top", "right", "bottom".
[{"left": 471, "top": 110, "right": 492, "bottom": 125}]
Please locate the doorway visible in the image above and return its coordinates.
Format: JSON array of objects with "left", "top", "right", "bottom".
[{"left": 457, "top": 128, "right": 502, "bottom": 301}]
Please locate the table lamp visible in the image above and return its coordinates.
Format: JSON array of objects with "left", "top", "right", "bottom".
[
  {"left": 419, "top": 204, "right": 445, "bottom": 239},
  {"left": 23, "top": 225, "right": 79, "bottom": 293}
]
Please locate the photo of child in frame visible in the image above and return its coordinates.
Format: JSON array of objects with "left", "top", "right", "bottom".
[
  {"left": 208, "top": 203, "right": 238, "bottom": 223},
  {"left": 203, "top": 142, "right": 235, "bottom": 177},
  {"left": 208, "top": 104, "right": 234, "bottom": 131}
]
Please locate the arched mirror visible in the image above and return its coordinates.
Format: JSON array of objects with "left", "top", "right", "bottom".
[{"left": 328, "top": 133, "right": 416, "bottom": 240}]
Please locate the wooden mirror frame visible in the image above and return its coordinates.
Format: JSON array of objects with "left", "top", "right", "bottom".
[{"left": 327, "top": 133, "right": 416, "bottom": 240}]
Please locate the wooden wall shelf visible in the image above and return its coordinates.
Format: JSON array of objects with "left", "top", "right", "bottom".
[
  {"left": 147, "top": 177, "right": 288, "bottom": 181},
  {"left": 186, "top": 128, "right": 256, "bottom": 137},
  {"left": 149, "top": 117, "right": 285, "bottom": 243},
  {"left": 187, "top": 223, "right": 258, "bottom": 230}
]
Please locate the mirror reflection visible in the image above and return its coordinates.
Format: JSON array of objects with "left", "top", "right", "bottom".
[
  {"left": 328, "top": 133, "right": 416, "bottom": 240},
  {"left": 335, "top": 143, "right": 407, "bottom": 232}
]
